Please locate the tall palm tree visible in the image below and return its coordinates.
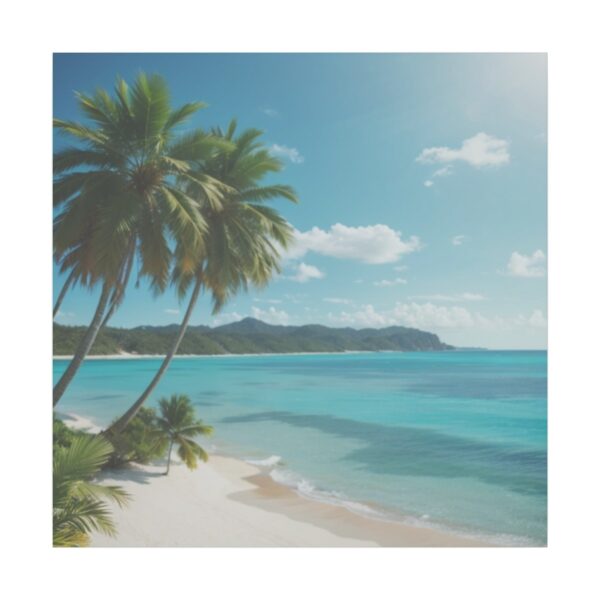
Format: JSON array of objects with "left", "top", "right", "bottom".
[
  {"left": 153, "top": 394, "right": 213, "bottom": 475},
  {"left": 53, "top": 435, "right": 129, "bottom": 547},
  {"left": 106, "top": 121, "right": 298, "bottom": 434},
  {"left": 53, "top": 73, "right": 232, "bottom": 406}
]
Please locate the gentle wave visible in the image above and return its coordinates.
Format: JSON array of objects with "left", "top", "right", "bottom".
[
  {"left": 269, "top": 466, "right": 383, "bottom": 518},
  {"left": 244, "top": 455, "right": 283, "bottom": 468},
  {"left": 262, "top": 462, "right": 536, "bottom": 546}
]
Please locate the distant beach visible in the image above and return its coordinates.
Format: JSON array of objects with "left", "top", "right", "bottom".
[{"left": 53, "top": 350, "right": 377, "bottom": 360}]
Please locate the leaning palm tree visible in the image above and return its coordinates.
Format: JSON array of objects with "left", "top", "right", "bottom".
[
  {"left": 53, "top": 435, "right": 129, "bottom": 547},
  {"left": 106, "top": 121, "right": 298, "bottom": 434},
  {"left": 53, "top": 73, "right": 232, "bottom": 406},
  {"left": 153, "top": 394, "right": 213, "bottom": 475}
]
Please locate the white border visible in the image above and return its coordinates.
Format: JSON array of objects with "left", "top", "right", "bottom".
[{"left": 2, "top": 1, "right": 600, "bottom": 598}]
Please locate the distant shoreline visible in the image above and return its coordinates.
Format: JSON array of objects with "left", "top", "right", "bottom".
[{"left": 53, "top": 350, "right": 381, "bottom": 360}]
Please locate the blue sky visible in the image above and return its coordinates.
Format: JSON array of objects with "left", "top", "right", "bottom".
[{"left": 53, "top": 53, "right": 547, "bottom": 349}]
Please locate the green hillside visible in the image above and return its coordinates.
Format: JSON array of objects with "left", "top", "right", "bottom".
[{"left": 53, "top": 317, "right": 454, "bottom": 356}]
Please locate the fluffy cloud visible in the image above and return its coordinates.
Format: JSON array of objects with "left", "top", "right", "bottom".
[
  {"left": 323, "top": 297, "right": 352, "bottom": 305},
  {"left": 269, "top": 144, "right": 304, "bottom": 164},
  {"left": 253, "top": 298, "right": 283, "bottom": 304},
  {"left": 527, "top": 309, "right": 547, "bottom": 328},
  {"left": 212, "top": 311, "right": 244, "bottom": 326},
  {"left": 373, "top": 277, "right": 407, "bottom": 287},
  {"left": 507, "top": 250, "right": 546, "bottom": 278},
  {"left": 410, "top": 293, "right": 485, "bottom": 302},
  {"left": 416, "top": 132, "right": 510, "bottom": 167},
  {"left": 328, "top": 302, "right": 546, "bottom": 332},
  {"left": 329, "top": 304, "right": 389, "bottom": 328},
  {"left": 285, "top": 223, "right": 421, "bottom": 264},
  {"left": 251, "top": 306, "right": 290, "bottom": 325},
  {"left": 287, "top": 262, "right": 325, "bottom": 283},
  {"left": 433, "top": 166, "right": 453, "bottom": 177},
  {"left": 164, "top": 308, "right": 180, "bottom": 315},
  {"left": 424, "top": 180, "right": 434, "bottom": 187},
  {"left": 261, "top": 107, "right": 279, "bottom": 118},
  {"left": 55, "top": 310, "right": 75, "bottom": 320},
  {"left": 451, "top": 235, "right": 466, "bottom": 246}
]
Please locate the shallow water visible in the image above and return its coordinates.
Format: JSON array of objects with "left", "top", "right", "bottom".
[{"left": 54, "top": 350, "right": 547, "bottom": 546}]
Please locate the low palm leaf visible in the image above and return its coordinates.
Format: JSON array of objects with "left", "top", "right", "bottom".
[{"left": 53, "top": 435, "right": 129, "bottom": 547}]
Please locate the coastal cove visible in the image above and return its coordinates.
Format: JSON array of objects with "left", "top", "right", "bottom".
[{"left": 54, "top": 350, "right": 547, "bottom": 546}]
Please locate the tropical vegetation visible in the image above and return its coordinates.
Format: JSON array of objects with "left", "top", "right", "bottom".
[
  {"left": 52, "top": 72, "right": 297, "bottom": 544},
  {"left": 53, "top": 435, "right": 129, "bottom": 547},
  {"left": 105, "top": 407, "right": 169, "bottom": 468},
  {"left": 106, "top": 120, "right": 297, "bottom": 434},
  {"left": 53, "top": 73, "right": 232, "bottom": 406},
  {"left": 152, "top": 395, "right": 214, "bottom": 476},
  {"left": 54, "top": 318, "right": 454, "bottom": 356}
]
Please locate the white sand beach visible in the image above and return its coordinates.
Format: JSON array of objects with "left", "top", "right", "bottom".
[
  {"left": 61, "top": 413, "right": 490, "bottom": 547},
  {"left": 88, "top": 452, "right": 490, "bottom": 548}
]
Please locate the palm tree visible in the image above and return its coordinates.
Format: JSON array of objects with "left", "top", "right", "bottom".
[
  {"left": 53, "top": 73, "right": 232, "bottom": 406},
  {"left": 53, "top": 435, "right": 129, "bottom": 546},
  {"left": 153, "top": 394, "right": 213, "bottom": 475},
  {"left": 106, "top": 121, "right": 298, "bottom": 434}
]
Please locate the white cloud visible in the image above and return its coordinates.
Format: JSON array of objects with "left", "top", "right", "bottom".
[
  {"left": 251, "top": 306, "right": 290, "bottom": 325},
  {"left": 393, "top": 265, "right": 408, "bottom": 272},
  {"left": 287, "top": 262, "right": 325, "bottom": 283},
  {"left": 527, "top": 309, "right": 547, "bottom": 328},
  {"left": 56, "top": 310, "right": 75, "bottom": 319},
  {"left": 507, "top": 250, "right": 546, "bottom": 278},
  {"left": 373, "top": 277, "right": 407, "bottom": 287},
  {"left": 327, "top": 302, "right": 547, "bottom": 334},
  {"left": 433, "top": 166, "right": 453, "bottom": 177},
  {"left": 451, "top": 235, "right": 466, "bottom": 246},
  {"left": 253, "top": 297, "right": 283, "bottom": 304},
  {"left": 285, "top": 223, "right": 421, "bottom": 264},
  {"left": 164, "top": 308, "right": 180, "bottom": 315},
  {"left": 284, "top": 293, "right": 306, "bottom": 304},
  {"left": 212, "top": 311, "right": 244, "bottom": 326},
  {"left": 416, "top": 132, "right": 510, "bottom": 167},
  {"left": 410, "top": 293, "right": 485, "bottom": 302},
  {"left": 328, "top": 304, "right": 389, "bottom": 328},
  {"left": 262, "top": 107, "right": 279, "bottom": 118},
  {"left": 323, "top": 297, "right": 352, "bottom": 305},
  {"left": 424, "top": 180, "right": 434, "bottom": 187},
  {"left": 269, "top": 143, "right": 304, "bottom": 164}
]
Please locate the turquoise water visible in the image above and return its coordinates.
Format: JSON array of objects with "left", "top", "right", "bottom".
[{"left": 53, "top": 350, "right": 547, "bottom": 546}]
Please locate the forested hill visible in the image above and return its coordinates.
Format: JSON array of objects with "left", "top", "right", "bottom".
[{"left": 53, "top": 317, "right": 454, "bottom": 356}]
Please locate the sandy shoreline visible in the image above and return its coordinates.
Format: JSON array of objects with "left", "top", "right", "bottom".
[
  {"left": 90, "top": 456, "right": 490, "bottom": 548},
  {"left": 60, "top": 413, "right": 492, "bottom": 547}
]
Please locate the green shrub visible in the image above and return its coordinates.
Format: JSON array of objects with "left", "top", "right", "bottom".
[
  {"left": 105, "top": 407, "right": 168, "bottom": 468},
  {"left": 53, "top": 415, "right": 91, "bottom": 450}
]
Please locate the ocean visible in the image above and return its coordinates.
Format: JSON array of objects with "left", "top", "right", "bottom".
[{"left": 53, "top": 350, "right": 547, "bottom": 546}]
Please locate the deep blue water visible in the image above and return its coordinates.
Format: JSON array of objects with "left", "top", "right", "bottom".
[{"left": 53, "top": 350, "right": 547, "bottom": 545}]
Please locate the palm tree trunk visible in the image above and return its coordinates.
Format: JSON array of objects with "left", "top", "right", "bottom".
[
  {"left": 53, "top": 270, "right": 76, "bottom": 319},
  {"left": 165, "top": 440, "right": 174, "bottom": 476},
  {"left": 53, "top": 282, "right": 111, "bottom": 406},
  {"left": 106, "top": 276, "right": 202, "bottom": 435},
  {"left": 100, "top": 238, "right": 135, "bottom": 329}
]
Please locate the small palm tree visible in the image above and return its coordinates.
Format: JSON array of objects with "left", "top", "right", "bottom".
[
  {"left": 53, "top": 435, "right": 129, "bottom": 547},
  {"left": 154, "top": 395, "right": 213, "bottom": 476}
]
